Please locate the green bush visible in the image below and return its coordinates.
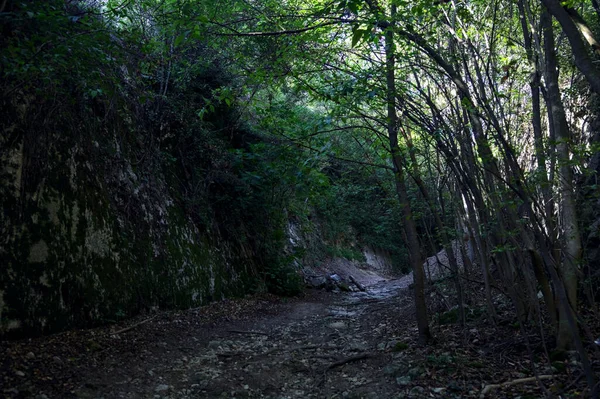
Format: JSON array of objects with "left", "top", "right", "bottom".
[
  {"left": 264, "top": 261, "right": 304, "bottom": 296},
  {"left": 325, "top": 245, "right": 366, "bottom": 262}
]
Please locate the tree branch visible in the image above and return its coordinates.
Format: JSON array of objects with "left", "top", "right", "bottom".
[{"left": 207, "top": 20, "right": 350, "bottom": 37}]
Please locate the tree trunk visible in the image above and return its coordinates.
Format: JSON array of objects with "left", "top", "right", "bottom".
[
  {"left": 540, "top": 0, "right": 600, "bottom": 94},
  {"left": 385, "top": 5, "right": 431, "bottom": 343},
  {"left": 592, "top": 0, "right": 600, "bottom": 24},
  {"left": 402, "top": 126, "right": 465, "bottom": 326},
  {"left": 541, "top": 6, "right": 582, "bottom": 350},
  {"left": 517, "top": 0, "right": 557, "bottom": 327}
]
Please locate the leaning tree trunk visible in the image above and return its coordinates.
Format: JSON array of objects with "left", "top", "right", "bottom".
[
  {"left": 540, "top": 0, "right": 600, "bottom": 94},
  {"left": 384, "top": 4, "right": 431, "bottom": 343},
  {"left": 402, "top": 126, "right": 465, "bottom": 326}
]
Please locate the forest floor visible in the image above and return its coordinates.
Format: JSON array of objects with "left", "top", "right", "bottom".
[{"left": 1, "top": 275, "right": 594, "bottom": 399}]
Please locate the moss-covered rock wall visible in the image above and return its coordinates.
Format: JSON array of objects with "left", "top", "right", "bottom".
[{"left": 0, "top": 96, "right": 256, "bottom": 338}]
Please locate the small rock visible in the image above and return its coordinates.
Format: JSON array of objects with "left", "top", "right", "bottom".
[
  {"left": 567, "top": 350, "right": 579, "bottom": 360},
  {"left": 349, "top": 341, "right": 369, "bottom": 351},
  {"left": 25, "top": 352, "right": 35, "bottom": 360},
  {"left": 35, "top": 394, "right": 49, "bottom": 399},
  {"left": 396, "top": 376, "right": 411, "bottom": 386},
  {"left": 15, "top": 370, "right": 25, "bottom": 377},
  {"left": 155, "top": 384, "right": 170, "bottom": 393},
  {"left": 338, "top": 282, "right": 351, "bottom": 292},
  {"left": 207, "top": 341, "right": 221, "bottom": 349},
  {"left": 383, "top": 363, "right": 407, "bottom": 376},
  {"left": 410, "top": 386, "right": 425, "bottom": 396},
  {"left": 386, "top": 340, "right": 399, "bottom": 349},
  {"left": 447, "top": 380, "right": 462, "bottom": 391},
  {"left": 328, "top": 321, "right": 347, "bottom": 329},
  {"left": 52, "top": 356, "right": 63, "bottom": 365},
  {"left": 307, "top": 276, "right": 327, "bottom": 288},
  {"left": 408, "top": 367, "right": 422, "bottom": 378}
]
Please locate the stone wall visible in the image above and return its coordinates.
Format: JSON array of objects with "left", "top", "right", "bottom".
[{"left": 0, "top": 100, "right": 255, "bottom": 337}]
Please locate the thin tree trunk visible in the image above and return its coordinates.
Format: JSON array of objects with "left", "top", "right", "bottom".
[
  {"left": 592, "top": 0, "right": 600, "bottom": 24},
  {"left": 517, "top": 0, "right": 558, "bottom": 327},
  {"left": 402, "top": 126, "right": 465, "bottom": 326},
  {"left": 540, "top": 0, "right": 600, "bottom": 94},
  {"left": 541, "top": 6, "right": 582, "bottom": 351},
  {"left": 385, "top": 4, "right": 431, "bottom": 343}
]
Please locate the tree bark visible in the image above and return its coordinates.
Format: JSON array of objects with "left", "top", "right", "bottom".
[
  {"left": 592, "top": 0, "right": 600, "bottom": 24},
  {"left": 385, "top": 5, "right": 431, "bottom": 343},
  {"left": 402, "top": 126, "right": 465, "bottom": 326},
  {"left": 541, "top": 6, "right": 582, "bottom": 350},
  {"left": 540, "top": 0, "right": 600, "bottom": 94},
  {"left": 517, "top": 0, "right": 557, "bottom": 326}
]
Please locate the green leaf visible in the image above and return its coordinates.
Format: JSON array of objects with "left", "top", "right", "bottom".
[
  {"left": 351, "top": 28, "right": 366, "bottom": 48},
  {"left": 348, "top": 0, "right": 361, "bottom": 14},
  {"left": 174, "top": 34, "right": 185, "bottom": 47}
]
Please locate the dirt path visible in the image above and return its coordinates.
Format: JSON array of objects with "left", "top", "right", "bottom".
[
  {"left": 77, "top": 277, "right": 413, "bottom": 399},
  {"left": 2, "top": 277, "right": 419, "bottom": 399},
  {"left": 3, "top": 274, "right": 578, "bottom": 398}
]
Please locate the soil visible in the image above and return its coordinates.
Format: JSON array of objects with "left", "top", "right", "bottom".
[{"left": 1, "top": 276, "right": 594, "bottom": 398}]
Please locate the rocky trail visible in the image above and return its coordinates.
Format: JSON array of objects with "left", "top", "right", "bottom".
[{"left": 1, "top": 276, "right": 587, "bottom": 398}]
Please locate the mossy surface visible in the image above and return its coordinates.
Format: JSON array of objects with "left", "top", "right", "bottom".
[{"left": 0, "top": 104, "right": 258, "bottom": 338}]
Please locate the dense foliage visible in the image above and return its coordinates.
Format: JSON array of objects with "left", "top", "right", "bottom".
[{"left": 0, "top": 0, "right": 407, "bottom": 305}]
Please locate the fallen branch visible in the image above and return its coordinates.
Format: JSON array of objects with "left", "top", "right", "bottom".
[
  {"left": 257, "top": 344, "right": 323, "bottom": 357},
  {"left": 109, "top": 315, "right": 157, "bottom": 336},
  {"left": 343, "top": 299, "right": 382, "bottom": 306},
  {"left": 327, "top": 354, "right": 372, "bottom": 370},
  {"left": 228, "top": 329, "right": 270, "bottom": 336},
  {"left": 316, "top": 353, "right": 374, "bottom": 387},
  {"left": 216, "top": 344, "right": 325, "bottom": 359},
  {"left": 480, "top": 375, "right": 553, "bottom": 397},
  {"left": 349, "top": 275, "right": 366, "bottom": 291},
  {"left": 216, "top": 352, "right": 245, "bottom": 358}
]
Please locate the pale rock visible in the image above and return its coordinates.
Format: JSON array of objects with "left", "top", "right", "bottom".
[
  {"left": 155, "top": 384, "right": 170, "bottom": 393},
  {"left": 396, "top": 376, "right": 411, "bottom": 386},
  {"left": 328, "top": 321, "right": 347, "bottom": 329}
]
